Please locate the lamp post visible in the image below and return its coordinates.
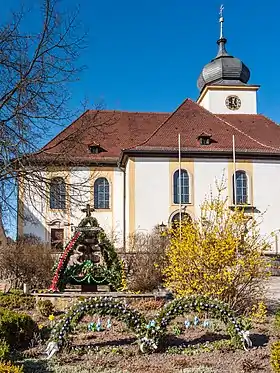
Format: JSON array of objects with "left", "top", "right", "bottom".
[{"left": 158, "top": 222, "right": 167, "bottom": 234}]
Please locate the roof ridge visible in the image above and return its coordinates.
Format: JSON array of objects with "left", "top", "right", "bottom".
[
  {"left": 214, "top": 113, "right": 280, "bottom": 151},
  {"left": 88, "top": 109, "right": 170, "bottom": 115},
  {"left": 124, "top": 98, "right": 194, "bottom": 150}
]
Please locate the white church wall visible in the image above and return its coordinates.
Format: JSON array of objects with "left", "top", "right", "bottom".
[
  {"left": 69, "top": 167, "right": 91, "bottom": 227},
  {"left": 134, "top": 158, "right": 169, "bottom": 233},
  {"left": 21, "top": 171, "right": 47, "bottom": 241},
  {"left": 253, "top": 160, "right": 280, "bottom": 252},
  {"left": 200, "top": 88, "right": 257, "bottom": 114},
  {"left": 193, "top": 159, "right": 228, "bottom": 216}
]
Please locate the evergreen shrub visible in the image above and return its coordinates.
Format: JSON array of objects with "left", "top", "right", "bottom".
[
  {"left": 0, "top": 308, "right": 37, "bottom": 348},
  {"left": 37, "top": 299, "right": 54, "bottom": 317}
]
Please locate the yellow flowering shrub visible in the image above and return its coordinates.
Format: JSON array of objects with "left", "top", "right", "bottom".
[
  {"left": 0, "top": 361, "right": 23, "bottom": 373},
  {"left": 250, "top": 301, "right": 267, "bottom": 323},
  {"left": 271, "top": 341, "right": 280, "bottom": 373},
  {"left": 164, "top": 185, "right": 270, "bottom": 311}
]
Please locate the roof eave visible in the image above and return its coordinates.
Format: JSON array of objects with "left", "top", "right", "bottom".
[{"left": 120, "top": 148, "right": 280, "bottom": 166}]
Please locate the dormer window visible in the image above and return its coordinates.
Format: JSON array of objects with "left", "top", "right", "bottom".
[
  {"left": 197, "top": 132, "right": 212, "bottom": 146},
  {"left": 88, "top": 144, "right": 106, "bottom": 154}
]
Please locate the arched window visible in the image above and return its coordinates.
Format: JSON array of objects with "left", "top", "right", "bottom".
[
  {"left": 173, "top": 169, "right": 190, "bottom": 204},
  {"left": 233, "top": 170, "right": 248, "bottom": 205},
  {"left": 94, "top": 177, "right": 110, "bottom": 209},
  {"left": 50, "top": 178, "right": 66, "bottom": 209},
  {"left": 171, "top": 212, "right": 192, "bottom": 225}
]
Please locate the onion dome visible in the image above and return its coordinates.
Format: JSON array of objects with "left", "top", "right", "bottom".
[{"left": 197, "top": 7, "right": 250, "bottom": 92}]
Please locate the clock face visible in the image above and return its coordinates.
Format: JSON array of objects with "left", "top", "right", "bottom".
[{"left": 225, "top": 95, "right": 241, "bottom": 111}]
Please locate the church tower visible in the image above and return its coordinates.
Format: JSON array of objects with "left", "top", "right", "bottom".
[{"left": 197, "top": 6, "right": 259, "bottom": 114}]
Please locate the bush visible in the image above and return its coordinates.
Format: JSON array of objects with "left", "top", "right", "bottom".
[
  {"left": 0, "top": 234, "right": 55, "bottom": 289},
  {"left": 0, "top": 361, "right": 23, "bottom": 373},
  {"left": 0, "top": 340, "right": 9, "bottom": 362},
  {"left": 275, "top": 310, "right": 280, "bottom": 331},
  {"left": 271, "top": 341, "right": 280, "bottom": 372},
  {"left": 121, "top": 229, "right": 167, "bottom": 292},
  {"left": 0, "top": 308, "right": 37, "bottom": 348},
  {"left": 37, "top": 300, "right": 54, "bottom": 317},
  {"left": 0, "top": 293, "right": 35, "bottom": 311},
  {"left": 131, "top": 299, "right": 165, "bottom": 311},
  {"left": 163, "top": 183, "right": 270, "bottom": 311}
]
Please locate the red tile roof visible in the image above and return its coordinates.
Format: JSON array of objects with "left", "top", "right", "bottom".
[
  {"left": 31, "top": 99, "right": 280, "bottom": 165},
  {"left": 32, "top": 110, "right": 169, "bottom": 164},
  {"left": 127, "top": 99, "right": 280, "bottom": 154}
]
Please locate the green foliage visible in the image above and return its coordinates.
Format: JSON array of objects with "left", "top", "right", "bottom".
[
  {"left": 0, "top": 293, "right": 35, "bottom": 311},
  {"left": 37, "top": 300, "right": 55, "bottom": 317},
  {"left": 0, "top": 308, "right": 37, "bottom": 348},
  {"left": 271, "top": 341, "right": 280, "bottom": 373},
  {"left": 0, "top": 340, "right": 10, "bottom": 362},
  {"left": 0, "top": 361, "right": 23, "bottom": 373}
]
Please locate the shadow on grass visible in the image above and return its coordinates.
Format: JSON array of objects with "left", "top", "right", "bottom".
[
  {"left": 250, "top": 333, "right": 269, "bottom": 347},
  {"left": 164, "top": 332, "right": 229, "bottom": 348},
  {"left": 73, "top": 336, "right": 137, "bottom": 349}
]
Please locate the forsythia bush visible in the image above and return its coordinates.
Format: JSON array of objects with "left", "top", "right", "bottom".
[
  {"left": 163, "top": 184, "right": 270, "bottom": 311},
  {"left": 271, "top": 341, "right": 280, "bottom": 372},
  {"left": 250, "top": 301, "right": 267, "bottom": 323},
  {"left": 0, "top": 362, "right": 23, "bottom": 373}
]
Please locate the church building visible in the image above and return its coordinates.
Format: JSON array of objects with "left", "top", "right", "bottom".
[{"left": 18, "top": 13, "right": 280, "bottom": 251}]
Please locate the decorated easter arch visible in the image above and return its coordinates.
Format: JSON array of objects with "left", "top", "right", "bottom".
[
  {"left": 46, "top": 296, "right": 252, "bottom": 358},
  {"left": 47, "top": 297, "right": 149, "bottom": 357},
  {"left": 156, "top": 296, "right": 252, "bottom": 350}
]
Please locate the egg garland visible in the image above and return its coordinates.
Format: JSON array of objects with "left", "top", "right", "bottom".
[{"left": 45, "top": 295, "right": 252, "bottom": 358}]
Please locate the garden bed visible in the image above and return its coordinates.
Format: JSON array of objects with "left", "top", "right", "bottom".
[{"left": 16, "top": 300, "right": 278, "bottom": 373}]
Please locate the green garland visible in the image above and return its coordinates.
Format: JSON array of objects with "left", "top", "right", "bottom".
[{"left": 47, "top": 295, "right": 252, "bottom": 356}]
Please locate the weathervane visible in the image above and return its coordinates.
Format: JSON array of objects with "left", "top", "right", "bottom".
[{"left": 219, "top": 4, "right": 224, "bottom": 39}]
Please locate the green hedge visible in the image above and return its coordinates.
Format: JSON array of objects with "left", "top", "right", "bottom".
[
  {"left": 0, "top": 293, "right": 35, "bottom": 311},
  {"left": 0, "top": 308, "right": 37, "bottom": 348}
]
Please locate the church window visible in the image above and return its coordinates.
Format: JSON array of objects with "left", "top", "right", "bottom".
[
  {"left": 171, "top": 212, "right": 192, "bottom": 225},
  {"left": 50, "top": 177, "right": 66, "bottom": 209},
  {"left": 94, "top": 177, "right": 110, "bottom": 209},
  {"left": 173, "top": 169, "right": 190, "bottom": 204},
  {"left": 233, "top": 170, "right": 248, "bottom": 205}
]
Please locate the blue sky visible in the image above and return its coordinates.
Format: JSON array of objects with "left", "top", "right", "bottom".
[
  {"left": 3, "top": 0, "right": 280, "bottom": 134},
  {"left": 1, "top": 0, "right": 279, "bottom": 237}
]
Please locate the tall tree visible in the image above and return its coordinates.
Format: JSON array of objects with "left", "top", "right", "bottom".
[{"left": 0, "top": 0, "right": 89, "bottom": 232}]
